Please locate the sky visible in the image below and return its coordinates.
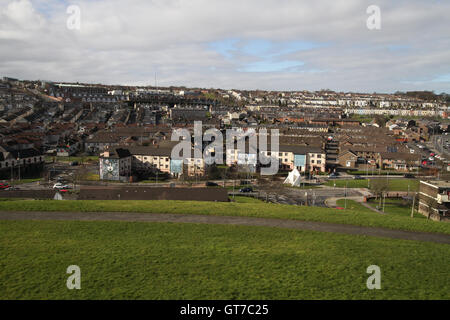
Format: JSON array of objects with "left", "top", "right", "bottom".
[{"left": 0, "top": 0, "right": 449, "bottom": 93}]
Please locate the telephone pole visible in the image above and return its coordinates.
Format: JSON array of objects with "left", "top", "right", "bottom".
[{"left": 411, "top": 193, "right": 416, "bottom": 218}]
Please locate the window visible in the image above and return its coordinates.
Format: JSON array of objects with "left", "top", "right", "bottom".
[
  {"left": 317, "top": 160, "right": 322, "bottom": 164},
  {"left": 311, "top": 160, "right": 315, "bottom": 164}
]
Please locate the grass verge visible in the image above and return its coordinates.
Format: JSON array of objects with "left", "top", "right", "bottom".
[{"left": 325, "top": 179, "right": 419, "bottom": 191}]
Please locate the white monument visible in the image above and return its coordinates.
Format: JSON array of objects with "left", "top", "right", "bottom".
[{"left": 283, "top": 168, "right": 302, "bottom": 187}]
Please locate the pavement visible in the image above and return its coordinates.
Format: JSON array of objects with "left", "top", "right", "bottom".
[
  {"left": 258, "top": 185, "right": 366, "bottom": 207},
  {"left": 1, "top": 211, "right": 449, "bottom": 244}
]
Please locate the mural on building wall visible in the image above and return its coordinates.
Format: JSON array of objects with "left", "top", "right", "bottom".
[
  {"left": 100, "top": 158, "right": 119, "bottom": 180},
  {"left": 170, "top": 159, "right": 183, "bottom": 174},
  {"left": 294, "top": 154, "right": 306, "bottom": 168}
]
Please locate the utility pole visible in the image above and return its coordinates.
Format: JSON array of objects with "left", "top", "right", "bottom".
[
  {"left": 386, "top": 169, "right": 389, "bottom": 190},
  {"left": 344, "top": 181, "right": 348, "bottom": 209},
  {"left": 18, "top": 152, "right": 21, "bottom": 181},
  {"left": 382, "top": 192, "right": 386, "bottom": 213},
  {"left": 411, "top": 193, "right": 416, "bottom": 218},
  {"left": 366, "top": 163, "right": 369, "bottom": 179},
  {"left": 233, "top": 179, "right": 235, "bottom": 200}
]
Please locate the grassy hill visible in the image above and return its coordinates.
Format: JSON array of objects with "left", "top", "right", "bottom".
[
  {"left": 0, "top": 199, "right": 448, "bottom": 235},
  {"left": 1, "top": 220, "right": 449, "bottom": 300}
]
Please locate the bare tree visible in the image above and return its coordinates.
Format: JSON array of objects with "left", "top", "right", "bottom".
[{"left": 370, "top": 179, "right": 389, "bottom": 208}]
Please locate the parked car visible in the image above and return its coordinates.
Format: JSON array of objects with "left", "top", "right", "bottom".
[
  {"left": 70, "top": 161, "right": 79, "bottom": 166},
  {"left": 53, "top": 183, "right": 70, "bottom": 189},
  {"left": 353, "top": 175, "right": 364, "bottom": 180},
  {"left": 205, "top": 181, "right": 219, "bottom": 187},
  {"left": 329, "top": 172, "right": 340, "bottom": 178},
  {"left": 240, "top": 180, "right": 251, "bottom": 185},
  {"left": 239, "top": 187, "right": 253, "bottom": 193},
  {"left": 404, "top": 174, "right": 415, "bottom": 179},
  {"left": 0, "top": 183, "right": 11, "bottom": 190},
  {"left": 6, "top": 186, "right": 20, "bottom": 191}
]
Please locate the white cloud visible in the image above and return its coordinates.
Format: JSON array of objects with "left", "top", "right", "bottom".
[{"left": 0, "top": 0, "right": 449, "bottom": 92}]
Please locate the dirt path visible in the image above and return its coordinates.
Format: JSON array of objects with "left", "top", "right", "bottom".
[{"left": 1, "top": 211, "right": 449, "bottom": 244}]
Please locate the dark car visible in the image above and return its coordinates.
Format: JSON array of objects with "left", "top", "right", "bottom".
[
  {"left": 329, "top": 172, "right": 340, "bottom": 178},
  {"left": 404, "top": 174, "right": 415, "bottom": 179},
  {"left": 70, "top": 161, "right": 79, "bottom": 166},
  {"left": 205, "top": 181, "right": 219, "bottom": 187},
  {"left": 353, "top": 175, "right": 364, "bottom": 180},
  {"left": 240, "top": 180, "right": 251, "bottom": 185},
  {"left": 239, "top": 187, "right": 253, "bottom": 193}
]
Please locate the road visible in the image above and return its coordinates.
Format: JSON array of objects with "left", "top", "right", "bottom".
[{"left": 257, "top": 185, "right": 369, "bottom": 207}]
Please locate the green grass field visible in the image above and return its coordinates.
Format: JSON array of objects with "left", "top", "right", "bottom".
[
  {"left": 8, "top": 178, "right": 43, "bottom": 185},
  {"left": 347, "top": 170, "right": 405, "bottom": 176},
  {"left": 0, "top": 199, "right": 448, "bottom": 234},
  {"left": 232, "top": 196, "right": 265, "bottom": 203},
  {"left": 1, "top": 220, "right": 448, "bottom": 300},
  {"left": 367, "top": 199, "right": 426, "bottom": 219},
  {"left": 325, "top": 179, "right": 419, "bottom": 191},
  {"left": 45, "top": 156, "right": 99, "bottom": 163},
  {"left": 337, "top": 199, "right": 426, "bottom": 218}
]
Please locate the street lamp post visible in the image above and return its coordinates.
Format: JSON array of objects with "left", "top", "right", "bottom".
[
  {"left": 411, "top": 193, "right": 416, "bottom": 218},
  {"left": 18, "top": 153, "right": 21, "bottom": 181},
  {"left": 344, "top": 181, "right": 348, "bottom": 210}
]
